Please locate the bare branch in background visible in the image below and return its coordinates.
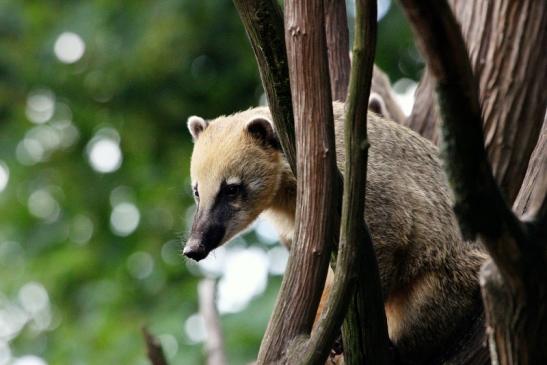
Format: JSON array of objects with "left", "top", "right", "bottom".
[
  {"left": 198, "top": 279, "right": 228, "bottom": 365},
  {"left": 142, "top": 327, "right": 169, "bottom": 365}
]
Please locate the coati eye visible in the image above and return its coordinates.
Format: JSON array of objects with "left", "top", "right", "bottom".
[
  {"left": 223, "top": 184, "right": 241, "bottom": 198},
  {"left": 193, "top": 185, "right": 199, "bottom": 199}
]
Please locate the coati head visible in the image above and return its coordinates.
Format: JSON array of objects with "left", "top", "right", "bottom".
[{"left": 184, "top": 108, "right": 283, "bottom": 261}]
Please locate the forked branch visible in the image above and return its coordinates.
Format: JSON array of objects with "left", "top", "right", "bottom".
[
  {"left": 398, "top": 0, "right": 528, "bottom": 280},
  {"left": 399, "top": 0, "right": 547, "bottom": 363}
]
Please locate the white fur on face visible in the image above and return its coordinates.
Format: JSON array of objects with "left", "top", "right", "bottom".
[{"left": 226, "top": 176, "right": 241, "bottom": 185}]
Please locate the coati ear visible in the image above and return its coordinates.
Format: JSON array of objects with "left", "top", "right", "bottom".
[
  {"left": 245, "top": 117, "right": 280, "bottom": 150},
  {"left": 368, "top": 92, "right": 389, "bottom": 118},
  {"left": 187, "top": 116, "right": 208, "bottom": 141}
]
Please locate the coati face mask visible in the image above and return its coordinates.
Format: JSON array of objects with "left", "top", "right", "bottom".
[{"left": 184, "top": 111, "right": 281, "bottom": 261}]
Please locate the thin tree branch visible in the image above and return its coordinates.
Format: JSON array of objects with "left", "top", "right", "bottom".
[
  {"left": 324, "top": 0, "right": 351, "bottom": 102},
  {"left": 198, "top": 279, "right": 228, "bottom": 365},
  {"left": 142, "top": 327, "right": 169, "bottom": 365},
  {"left": 232, "top": 0, "right": 297, "bottom": 175}
]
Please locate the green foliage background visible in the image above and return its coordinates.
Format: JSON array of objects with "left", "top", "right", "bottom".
[{"left": 0, "top": 1, "right": 419, "bottom": 364}]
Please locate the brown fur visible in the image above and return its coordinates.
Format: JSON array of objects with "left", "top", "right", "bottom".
[{"left": 187, "top": 102, "right": 487, "bottom": 363}]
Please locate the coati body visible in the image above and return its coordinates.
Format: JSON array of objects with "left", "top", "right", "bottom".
[{"left": 184, "top": 101, "right": 487, "bottom": 364}]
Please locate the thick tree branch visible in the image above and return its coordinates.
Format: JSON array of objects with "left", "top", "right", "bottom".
[
  {"left": 407, "top": 0, "right": 547, "bottom": 204},
  {"left": 256, "top": 0, "right": 339, "bottom": 363},
  {"left": 398, "top": 0, "right": 528, "bottom": 279},
  {"left": 399, "top": 1, "right": 547, "bottom": 363},
  {"left": 233, "top": 0, "right": 405, "bottom": 177},
  {"left": 232, "top": 0, "right": 297, "bottom": 175}
]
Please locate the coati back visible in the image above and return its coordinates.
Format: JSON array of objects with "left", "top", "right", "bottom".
[{"left": 184, "top": 101, "right": 487, "bottom": 363}]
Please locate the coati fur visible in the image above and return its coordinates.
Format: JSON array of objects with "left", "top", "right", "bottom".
[{"left": 184, "top": 101, "right": 487, "bottom": 364}]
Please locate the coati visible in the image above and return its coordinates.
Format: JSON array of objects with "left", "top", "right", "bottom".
[{"left": 183, "top": 101, "right": 487, "bottom": 364}]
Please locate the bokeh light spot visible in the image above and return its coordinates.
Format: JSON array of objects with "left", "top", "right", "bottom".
[
  {"left": 26, "top": 90, "right": 55, "bottom": 124},
  {"left": 267, "top": 246, "right": 289, "bottom": 275},
  {"left": 110, "top": 202, "right": 140, "bottom": 236},
  {"left": 158, "top": 334, "right": 178, "bottom": 359},
  {"left": 70, "top": 215, "right": 94, "bottom": 245},
  {"left": 393, "top": 78, "right": 418, "bottom": 116},
  {"left": 11, "top": 355, "right": 47, "bottom": 365},
  {"left": 27, "top": 190, "right": 60, "bottom": 221},
  {"left": 16, "top": 138, "right": 45, "bottom": 165},
  {"left": 161, "top": 240, "right": 182, "bottom": 266},
  {"left": 217, "top": 247, "right": 269, "bottom": 314},
  {"left": 87, "top": 137, "right": 122, "bottom": 173},
  {"left": 0, "top": 341, "right": 11, "bottom": 365},
  {"left": 18, "top": 282, "right": 49, "bottom": 314},
  {"left": 254, "top": 217, "right": 279, "bottom": 244},
  {"left": 184, "top": 313, "right": 206, "bottom": 344},
  {"left": 126, "top": 251, "right": 154, "bottom": 279},
  {"left": 54, "top": 32, "right": 85, "bottom": 64},
  {"left": 0, "top": 161, "right": 9, "bottom": 193}
]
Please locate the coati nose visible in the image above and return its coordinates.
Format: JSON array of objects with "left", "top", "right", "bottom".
[{"left": 183, "top": 241, "right": 209, "bottom": 261}]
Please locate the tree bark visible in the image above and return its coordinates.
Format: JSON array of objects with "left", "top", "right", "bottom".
[
  {"left": 232, "top": 0, "right": 297, "bottom": 175},
  {"left": 324, "top": 0, "right": 405, "bottom": 127},
  {"left": 142, "top": 327, "right": 169, "bottom": 365},
  {"left": 405, "top": 69, "right": 439, "bottom": 142},
  {"left": 398, "top": 0, "right": 547, "bottom": 364},
  {"left": 512, "top": 115, "right": 546, "bottom": 221},
  {"left": 338, "top": 1, "right": 391, "bottom": 363},
  {"left": 406, "top": 0, "right": 547, "bottom": 204},
  {"left": 324, "top": 0, "right": 351, "bottom": 102},
  {"left": 256, "top": 0, "right": 339, "bottom": 362}
]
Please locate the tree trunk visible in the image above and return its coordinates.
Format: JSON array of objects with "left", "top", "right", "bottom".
[
  {"left": 398, "top": 1, "right": 547, "bottom": 364},
  {"left": 406, "top": 0, "right": 547, "bottom": 204}
]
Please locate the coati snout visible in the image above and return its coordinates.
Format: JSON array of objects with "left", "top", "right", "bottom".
[
  {"left": 184, "top": 203, "right": 227, "bottom": 261},
  {"left": 183, "top": 219, "right": 225, "bottom": 261}
]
